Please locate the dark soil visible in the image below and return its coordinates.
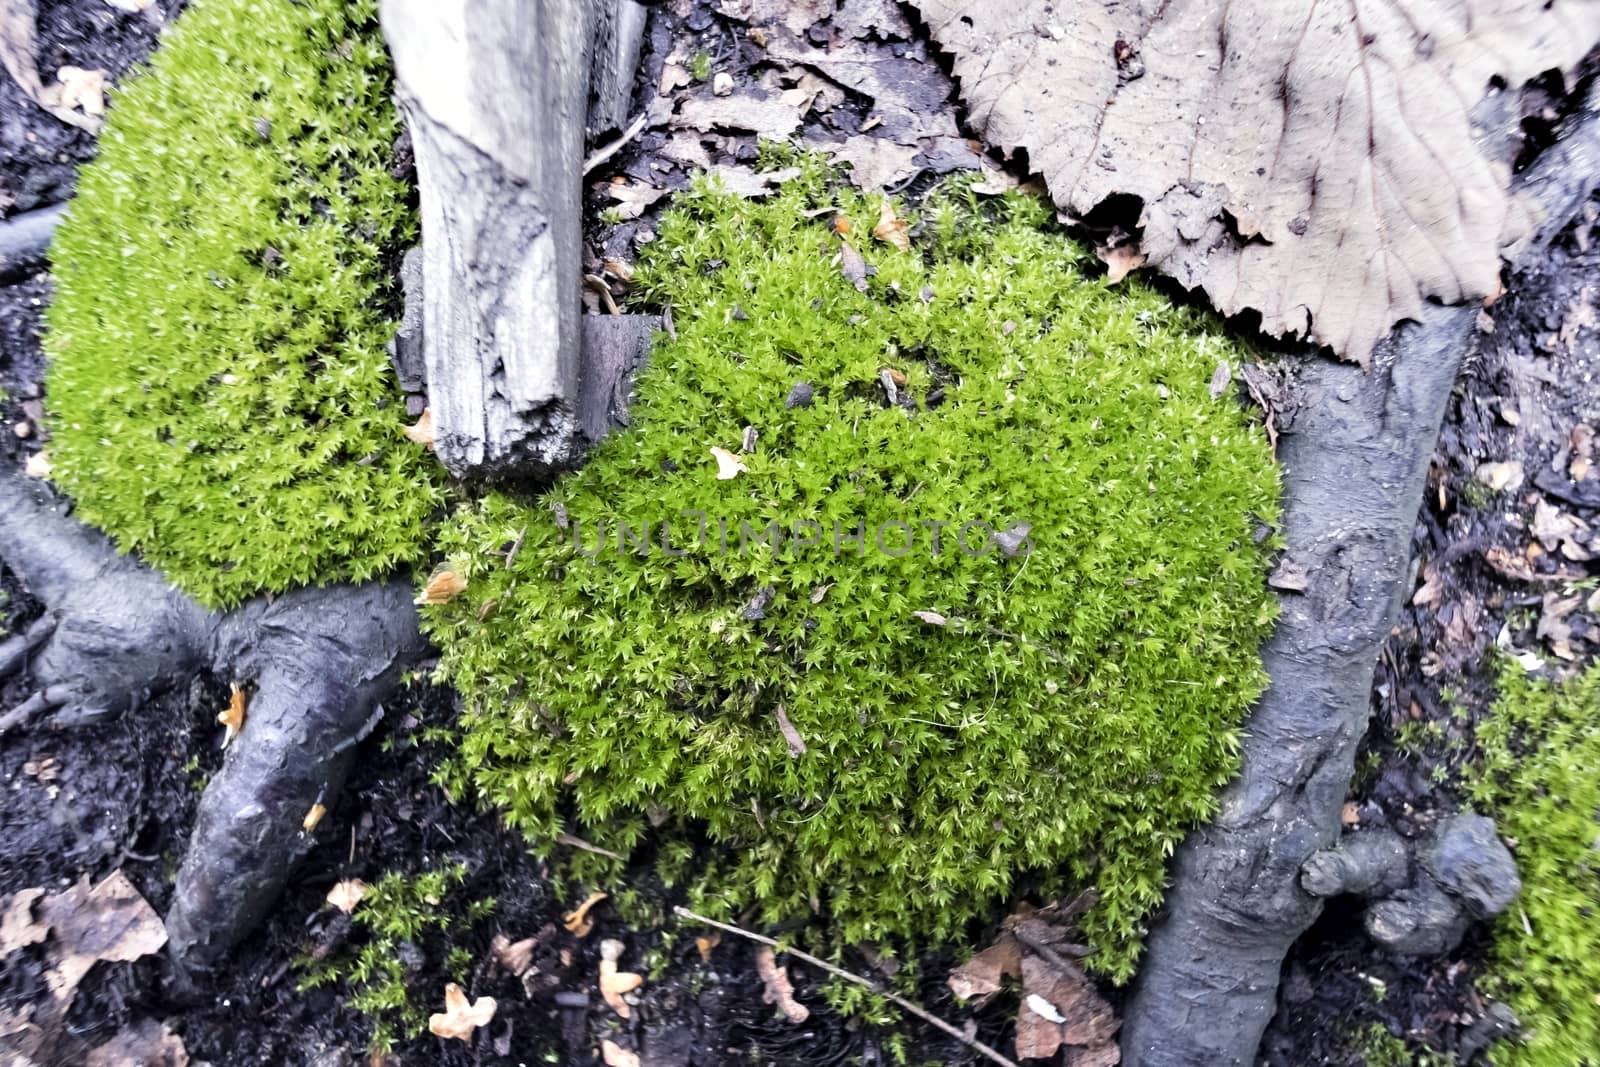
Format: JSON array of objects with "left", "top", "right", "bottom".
[{"left": 1261, "top": 198, "right": 1600, "bottom": 1066}]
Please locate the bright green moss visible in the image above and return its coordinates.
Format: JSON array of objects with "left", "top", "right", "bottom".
[
  {"left": 424, "top": 162, "right": 1279, "bottom": 979},
  {"left": 1471, "top": 661, "right": 1600, "bottom": 1066},
  {"left": 44, "top": 0, "right": 441, "bottom": 609}
]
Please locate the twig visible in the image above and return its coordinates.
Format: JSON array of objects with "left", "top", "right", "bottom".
[
  {"left": 556, "top": 831, "right": 623, "bottom": 860},
  {"left": 672, "top": 906, "right": 1020, "bottom": 1067},
  {"left": 583, "top": 111, "right": 650, "bottom": 176}
]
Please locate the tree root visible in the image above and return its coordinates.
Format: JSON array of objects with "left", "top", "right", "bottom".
[
  {"left": 0, "top": 473, "right": 425, "bottom": 968},
  {"left": 1120, "top": 89, "right": 1600, "bottom": 1065}
]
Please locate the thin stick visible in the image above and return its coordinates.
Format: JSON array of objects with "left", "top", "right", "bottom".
[
  {"left": 583, "top": 111, "right": 650, "bottom": 176},
  {"left": 673, "top": 906, "right": 1019, "bottom": 1067}
]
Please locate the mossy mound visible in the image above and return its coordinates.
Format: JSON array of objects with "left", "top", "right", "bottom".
[
  {"left": 44, "top": 0, "right": 440, "bottom": 609},
  {"left": 1471, "top": 661, "right": 1600, "bottom": 1065},
  {"left": 425, "top": 163, "right": 1279, "bottom": 979}
]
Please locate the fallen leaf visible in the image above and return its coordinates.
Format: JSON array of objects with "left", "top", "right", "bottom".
[
  {"left": 86, "top": 1019, "right": 188, "bottom": 1067},
  {"left": 773, "top": 703, "right": 807, "bottom": 757},
  {"left": 1096, "top": 243, "right": 1145, "bottom": 284},
  {"left": 948, "top": 932, "right": 1022, "bottom": 1003},
  {"left": 706, "top": 164, "right": 802, "bottom": 198},
  {"left": 1208, "top": 360, "right": 1232, "bottom": 401},
  {"left": 0, "top": 888, "right": 47, "bottom": 954},
  {"left": 1267, "top": 560, "right": 1309, "bottom": 593},
  {"left": 658, "top": 62, "right": 692, "bottom": 95},
  {"left": 809, "top": 583, "right": 831, "bottom": 604},
  {"left": 490, "top": 932, "right": 538, "bottom": 976},
  {"left": 325, "top": 879, "right": 368, "bottom": 914},
  {"left": 604, "top": 179, "right": 668, "bottom": 221},
  {"left": 403, "top": 407, "right": 434, "bottom": 447},
  {"left": 55, "top": 65, "right": 107, "bottom": 118},
  {"left": 0, "top": 2, "right": 99, "bottom": 132},
  {"left": 873, "top": 197, "right": 910, "bottom": 251},
  {"left": 837, "top": 238, "right": 874, "bottom": 291},
  {"left": 601, "top": 1039, "right": 642, "bottom": 1067},
  {"left": 1014, "top": 954, "right": 1120, "bottom": 1064},
  {"left": 674, "top": 89, "right": 802, "bottom": 140},
  {"left": 712, "top": 71, "right": 734, "bottom": 96},
  {"left": 710, "top": 445, "right": 748, "bottom": 480},
  {"left": 102, "top": 0, "right": 156, "bottom": 10},
  {"left": 302, "top": 802, "right": 327, "bottom": 833},
  {"left": 428, "top": 983, "right": 497, "bottom": 1042},
  {"left": 1341, "top": 802, "right": 1361, "bottom": 826},
  {"left": 599, "top": 938, "right": 644, "bottom": 1018},
  {"left": 695, "top": 933, "right": 721, "bottom": 962},
  {"left": 39, "top": 872, "right": 167, "bottom": 1005},
  {"left": 755, "top": 945, "right": 810, "bottom": 1023},
  {"left": 562, "top": 891, "right": 608, "bottom": 937},
  {"left": 1475, "top": 461, "right": 1524, "bottom": 493},
  {"left": 415, "top": 568, "right": 468, "bottom": 606},
  {"left": 913, "top": 610, "right": 947, "bottom": 627},
  {"left": 915, "top": 0, "right": 1600, "bottom": 365},
  {"left": 217, "top": 682, "right": 247, "bottom": 749},
  {"left": 24, "top": 450, "right": 50, "bottom": 478},
  {"left": 828, "top": 136, "right": 922, "bottom": 191}
]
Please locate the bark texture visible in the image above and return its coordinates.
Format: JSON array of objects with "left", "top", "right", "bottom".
[
  {"left": 380, "top": 0, "right": 599, "bottom": 478},
  {"left": 1120, "top": 92, "right": 1600, "bottom": 1065},
  {"left": 588, "top": 0, "right": 647, "bottom": 135},
  {"left": 0, "top": 202, "right": 64, "bottom": 282}
]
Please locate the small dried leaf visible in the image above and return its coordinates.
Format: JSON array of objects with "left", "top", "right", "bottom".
[
  {"left": 755, "top": 945, "right": 810, "bottom": 1023},
  {"left": 873, "top": 197, "right": 911, "bottom": 251},
  {"left": 1208, "top": 360, "right": 1232, "bottom": 400},
  {"left": 695, "top": 933, "right": 721, "bottom": 962},
  {"left": 325, "top": 880, "right": 368, "bottom": 914},
  {"left": 1475, "top": 461, "right": 1524, "bottom": 493},
  {"left": 55, "top": 66, "right": 107, "bottom": 118},
  {"left": 24, "top": 450, "right": 51, "bottom": 478},
  {"left": 774, "top": 704, "right": 807, "bottom": 757},
  {"left": 601, "top": 1040, "right": 642, "bottom": 1067},
  {"left": 809, "top": 584, "right": 831, "bottom": 604},
  {"left": 1267, "top": 560, "right": 1309, "bottom": 593},
  {"left": 948, "top": 933, "right": 1022, "bottom": 1003},
  {"left": 562, "top": 891, "right": 608, "bottom": 937},
  {"left": 599, "top": 938, "right": 644, "bottom": 1018},
  {"left": 490, "top": 932, "right": 538, "bottom": 976},
  {"left": 1096, "top": 243, "right": 1145, "bottom": 284},
  {"left": 837, "top": 238, "right": 874, "bottom": 291},
  {"left": 710, "top": 445, "right": 748, "bottom": 480},
  {"left": 403, "top": 407, "right": 434, "bottom": 448},
  {"left": 0, "top": 888, "right": 48, "bottom": 954},
  {"left": 415, "top": 568, "right": 468, "bottom": 606},
  {"left": 302, "top": 803, "right": 327, "bottom": 833},
  {"left": 217, "top": 682, "right": 247, "bottom": 749},
  {"left": 913, "top": 610, "right": 948, "bottom": 627},
  {"left": 428, "top": 983, "right": 497, "bottom": 1042}
]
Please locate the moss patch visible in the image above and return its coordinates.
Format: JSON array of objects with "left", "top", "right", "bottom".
[
  {"left": 424, "top": 162, "right": 1279, "bottom": 979},
  {"left": 44, "top": 0, "right": 440, "bottom": 609},
  {"left": 1471, "top": 661, "right": 1600, "bottom": 1066}
]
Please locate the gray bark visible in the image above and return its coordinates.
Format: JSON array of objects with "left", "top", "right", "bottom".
[
  {"left": 1121, "top": 91, "right": 1600, "bottom": 1065},
  {"left": 380, "top": 0, "right": 599, "bottom": 479},
  {"left": 0, "top": 202, "right": 65, "bottom": 282},
  {"left": 588, "top": 0, "right": 648, "bottom": 135}
]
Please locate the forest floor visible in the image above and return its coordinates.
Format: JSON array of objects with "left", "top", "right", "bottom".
[{"left": 3, "top": 1, "right": 1599, "bottom": 1065}]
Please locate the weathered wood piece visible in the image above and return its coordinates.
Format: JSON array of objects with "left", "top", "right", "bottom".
[
  {"left": 380, "top": 0, "right": 600, "bottom": 478},
  {"left": 588, "top": 0, "right": 647, "bottom": 135}
]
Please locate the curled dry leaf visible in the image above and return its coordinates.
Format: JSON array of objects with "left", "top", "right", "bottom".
[
  {"left": 947, "top": 932, "right": 1022, "bottom": 1004},
  {"left": 217, "top": 682, "right": 247, "bottom": 749},
  {"left": 1475, "top": 461, "right": 1524, "bottom": 493},
  {"left": 562, "top": 891, "right": 608, "bottom": 937},
  {"left": 913, "top": 610, "right": 948, "bottom": 627},
  {"left": 0, "top": 887, "right": 48, "bottom": 954},
  {"left": 695, "top": 933, "right": 721, "bottom": 962},
  {"left": 428, "top": 982, "right": 497, "bottom": 1042},
  {"left": 1096, "top": 243, "right": 1145, "bottom": 285},
  {"left": 55, "top": 65, "right": 107, "bottom": 118},
  {"left": 325, "top": 879, "right": 368, "bottom": 914},
  {"left": 302, "top": 802, "right": 327, "bottom": 833},
  {"left": 491, "top": 932, "right": 538, "bottom": 976},
  {"left": 415, "top": 568, "right": 468, "bottom": 606},
  {"left": 754, "top": 945, "right": 810, "bottom": 1023},
  {"left": 24, "top": 450, "right": 51, "bottom": 478},
  {"left": 773, "top": 703, "right": 807, "bottom": 757},
  {"left": 601, "top": 1039, "right": 642, "bottom": 1067},
  {"left": 837, "top": 238, "right": 874, "bottom": 292},
  {"left": 85, "top": 1018, "right": 188, "bottom": 1067},
  {"left": 873, "top": 197, "right": 911, "bottom": 251},
  {"left": 1014, "top": 955, "right": 1121, "bottom": 1064},
  {"left": 599, "top": 938, "right": 644, "bottom": 1018},
  {"left": 710, "top": 445, "right": 748, "bottom": 480},
  {"left": 402, "top": 407, "right": 434, "bottom": 448}
]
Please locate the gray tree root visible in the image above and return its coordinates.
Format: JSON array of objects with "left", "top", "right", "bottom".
[
  {"left": 0, "top": 473, "right": 425, "bottom": 967},
  {"left": 1121, "top": 95, "right": 1600, "bottom": 1065},
  {"left": 0, "top": 202, "right": 65, "bottom": 282}
]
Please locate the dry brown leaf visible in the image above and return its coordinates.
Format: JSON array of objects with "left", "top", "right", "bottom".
[
  {"left": 0, "top": 888, "right": 47, "bottom": 954},
  {"left": 599, "top": 938, "right": 644, "bottom": 1018},
  {"left": 828, "top": 136, "right": 922, "bottom": 191},
  {"left": 0, "top": 2, "right": 100, "bottom": 132},
  {"left": 710, "top": 445, "right": 748, "bottom": 480},
  {"left": 428, "top": 983, "right": 497, "bottom": 1043},
  {"left": 947, "top": 932, "right": 1022, "bottom": 1003},
  {"left": 402, "top": 407, "right": 434, "bottom": 448},
  {"left": 415, "top": 568, "right": 468, "bottom": 607},
  {"left": 601, "top": 1039, "right": 642, "bottom": 1067},
  {"left": 24, "top": 450, "right": 50, "bottom": 478},
  {"left": 674, "top": 89, "right": 802, "bottom": 140},
  {"left": 1014, "top": 955, "right": 1121, "bottom": 1064},
  {"left": 913, "top": 610, "right": 948, "bottom": 627},
  {"left": 1475, "top": 461, "right": 1524, "bottom": 493},
  {"left": 301, "top": 803, "right": 327, "bottom": 833},
  {"left": 706, "top": 164, "right": 802, "bottom": 199},
  {"left": 873, "top": 197, "right": 910, "bottom": 251},
  {"left": 217, "top": 682, "right": 247, "bottom": 749},
  {"left": 325, "top": 879, "right": 368, "bottom": 914},
  {"left": 695, "top": 933, "right": 721, "bottom": 962},
  {"left": 1096, "top": 243, "right": 1145, "bottom": 285},
  {"left": 39, "top": 872, "right": 167, "bottom": 1005},
  {"left": 773, "top": 703, "right": 807, "bottom": 757},
  {"left": 1341, "top": 802, "right": 1361, "bottom": 827},
  {"left": 916, "top": 0, "right": 1600, "bottom": 365},
  {"left": 54, "top": 65, "right": 106, "bottom": 118},
  {"left": 562, "top": 891, "right": 608, "bottom": 937},
  {"left": 604, "top": 179, "right": 668, "bottom": 221},
  {"left": 837, "top": 238, "right": 874, "bottom": 292},
  {"left": 754, "top": 945, "right": 810, "bottom": 1023},
  {"left": 490, "top": 932, "right": 538, "bottom": 976},
  {"left": 86, "top": 1019, "right": 188, "bottom": 1067}
]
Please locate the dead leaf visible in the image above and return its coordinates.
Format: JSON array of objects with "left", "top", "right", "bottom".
[
  {"left": 754, "top": 945, "right": 810, "bottom": 1023},
  {"left": 695, "top": 933, "right": 721, "bottom": 962},
  {"left": 659, "top": 63, "right": 692, "bottom": 95},
  {"left": 302, "top": 802, "right": 327, "bottom": 833},
  {"left": 1341, "top": 802, "right": 1361, "bottom": 827},
  {"left": 490, "top": 932, "right": 538, "bottom": 976},
  {"left": 325, "top": 880, "right": 368, "bottom": 914},
  {"left": 1096, "top": 243, "right": 1145, "bottom": 285},
  {"left": 913, "top": 610, "right": 948, "bottom": 627},
  {"left": 0, "top": 888, "right": 47, "bottom": 954},
  {"left": 948, "top": 933, "right": 1021, "bottom": 1003},
  {"left": 604, "top": 179, "right": 668, "bottom": 222},
  {"left": 0, "top": 1, "right": 100, "bottom": 132},
  {"left": 1570, "top": 423, "right": 1594, "bottom": 481},
  {"left": 562, "top": 891, "right": 608, "bottom": 937},
  {"left": 675, "top": 89, "right": 802, "bottom": 140},
  {"left": 1267, "top": 560, "right": 1309, "bottom": 593},
  {"left": 599, "top": 938, "right": 644, "bottom": 1018},
  {"left": 773, "top": 703, "right": 807, "bottom": 757},
  {"left": 54, "top": 65, "right": 106, "bottom": 118},
  {"left": 710, "top": 445, "right": 748, "bottom": 480},
  {"left": 1476, "top": 461, "right": 1524, "bottom": 493},
  {"left": 428, "top": 983, "right": 497, "bottom": 1043},
  {"left": 102, "top": 0, "right": 156, "bottom": 10},
  {"left": 915, "top": 0, "right": 1600, "bottom": 365},
  {"left": 217, "top": 682, "right": 247, "bottom": 749},
  {"left": 1208, "top": 360, "right": 1231, "bottom": 401},
  {"left": 402, "top": 407, "right": 434, "bottom": 448},
  {"left": 601, "top": 1039, "right": 642, "bottom": 1067},
  {"left": 86, "top": 1019, "right": 188, "bottom": 1067},
  {"left": 837, "top": 238, "right": 874, "bottom": 291},
  {"left": 873, "top": 197, "right": 910, "bottom": 251},
  {"left": 39, "top": 872, "right": 167, "bottom": 1005},
  {"left": 706, "top": 164, "right": 802, "bottom": 198},
  {"left": 24, "top": 450, "right": 50, "bottom": 478},
  {"left": 415, "top": 568, "right": 468, "bottom": 606},
  {"left": 718, "top": 0, "right": 836, "bottom": 35},
  {"left": 1014, "top": 955, "right": 1121, "bottom": 1064},
  {"left": 828, "top": 136, "right": 922, "bottom": 191}
]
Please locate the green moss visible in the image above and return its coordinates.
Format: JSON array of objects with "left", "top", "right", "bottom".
[
  {"left": 1470, "top": 660, "right": 1600, "bottom": 1067},
  {"left": 296, "top": 863, "right": 495, "bottom": 1054},
  {"left": 44, "top": 0, "right": 442, "bottom": 609},
  {"left": 1349, "top": 1023, "right": 1452, "bottom": 1067},
  {"left": 423, "top": 162, "right": 1279, "bottom": 980}
]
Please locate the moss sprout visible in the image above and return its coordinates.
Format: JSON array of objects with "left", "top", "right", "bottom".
[
  {"left": 44, "top": 0, "right": 441, "bottom": 609},
  {"left": 1471, "top": 660, "right": 1600, "bottom": 1066},
  {"left": 423, "top": 161, "right": 1279, "bottom": 979}
]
